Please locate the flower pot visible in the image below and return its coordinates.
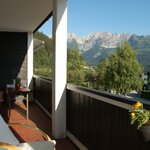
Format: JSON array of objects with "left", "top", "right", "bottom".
[
  {"left": 139, "top": 124, "right": 150, "bottom": 142},
  {"left": 15, "top": 83, "right": 20, "bottom": 90}
]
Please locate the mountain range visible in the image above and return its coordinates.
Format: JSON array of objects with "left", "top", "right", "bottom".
[{"left": 67, "top": 32, "right": 150, "bottom": 69}]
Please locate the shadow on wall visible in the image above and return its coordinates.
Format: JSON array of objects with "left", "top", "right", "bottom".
[{"left": 0, "top": 32, "right": 27, "bottom": 90}]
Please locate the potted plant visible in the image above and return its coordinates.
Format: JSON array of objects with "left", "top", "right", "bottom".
[
  {"left": 129, "top": 101, "right": 150, "bottom": 142},
  {"left": 15, "top": 78, "right": 21, "bottom": 90}
]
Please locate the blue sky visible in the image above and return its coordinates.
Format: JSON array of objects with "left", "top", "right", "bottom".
[{"left": 39, "top": 0, "right": 150, "bottom": 36}]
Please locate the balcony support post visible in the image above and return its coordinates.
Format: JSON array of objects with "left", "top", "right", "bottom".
[
  {"left": 27, "top": 32, "right": 33, "bottom": 100},
  {"left": 52, "top": 0, "right": 67, "bottom": 138}
]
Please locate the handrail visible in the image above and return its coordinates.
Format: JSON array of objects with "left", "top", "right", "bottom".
[
  {"left": 33, "top": 75, "right": 52, "bottom": 83},
  {"left": 67, "top": 83, "right": 145, "bottom": 110},
  {"left": 33, "top": 76, "right": 150, "bottom": 110}
]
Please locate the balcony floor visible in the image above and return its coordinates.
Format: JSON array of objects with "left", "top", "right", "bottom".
[{"left": 1, "top": 100, "right": 78, "bottom": 150}]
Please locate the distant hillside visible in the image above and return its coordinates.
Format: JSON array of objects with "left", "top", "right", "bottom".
[
  {"left": 34, "top": 31, "right": 150, "bottom": 72},
  {"left": 33, "top": 31, "right": 52, "bottom": 78},
  {"left": 67, "top": 32, "right": 150, "bottom": 68}
]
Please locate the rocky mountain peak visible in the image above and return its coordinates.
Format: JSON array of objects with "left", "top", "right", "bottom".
[
  {"left": 67, "top": 32, "right": 150, "bottom": 66},
  {"left": 68, "top": 32, "right": 131, "bottom": 52}
]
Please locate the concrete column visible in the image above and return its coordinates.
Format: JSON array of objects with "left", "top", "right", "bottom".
[
  {"left": 52, "top": 0, "right": 67, "bottom": 138},
  {"left": 27, "top": 32, "right": 33, "bottom": 98}
]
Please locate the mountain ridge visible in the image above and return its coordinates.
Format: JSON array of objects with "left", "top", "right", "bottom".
[{"left": 67, "top": 32, "right": 150, "bottom": 66}]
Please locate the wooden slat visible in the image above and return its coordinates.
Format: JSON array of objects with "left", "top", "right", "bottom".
[{"left": 33, "top": 76, "right": 52, "bottom": 114}]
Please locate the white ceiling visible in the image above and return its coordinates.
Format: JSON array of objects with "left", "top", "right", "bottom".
[{"left": 0, "top": 0, "right": 52, "bottom": 32}]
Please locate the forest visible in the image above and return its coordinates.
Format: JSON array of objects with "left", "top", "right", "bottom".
[{"left": 34, "top": 32, "right": 143, "bottom": 95}]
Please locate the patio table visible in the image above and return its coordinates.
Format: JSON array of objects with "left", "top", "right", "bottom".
[{"left": 6, "top": 87, "right": 31, "bottom": 121}]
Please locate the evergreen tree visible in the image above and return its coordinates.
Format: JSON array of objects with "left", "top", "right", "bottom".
[
  {"left": 97, "top": 42, "right": 143, "bottom": 94},
  {"left": 67, "top": 49, "right": 87, "bottom": 85},
  {"left": 96, "top": 59, "right": 110, "bottom": 90},
  {"left": 85, "top": 67, "right": 97, "bottom": 88}
]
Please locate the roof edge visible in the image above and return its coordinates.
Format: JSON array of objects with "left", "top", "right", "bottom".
[{"left": 33, "top": 11, "right": 53, "bottom": 33}]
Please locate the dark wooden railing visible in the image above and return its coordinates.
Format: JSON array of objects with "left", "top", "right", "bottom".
[
  {"left": 33, "top": 75, "right": 52, "bottom": 115},
  {"left": 67, "top": 84, "right": 150, "bottom": 150},
  {"left": 33, "top": 76, "right": 150, "bottom": 150}
]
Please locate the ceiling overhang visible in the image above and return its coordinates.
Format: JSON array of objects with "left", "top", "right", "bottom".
[{"left": 0, "top": 0, "right": 52, "bottom": 32}]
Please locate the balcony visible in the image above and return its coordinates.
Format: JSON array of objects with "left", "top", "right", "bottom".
[
  {"left": 1, "top": 76, "right": 150, "bottom": 150},
  {"left": 0, "top": 1, "right": 150, "bottom": 150},
  {"left": 1, "top": 95, "right": 78, "bottom": 150},
  {"left": 0, "top": 0, "right": 67, "bottom": 142},
  {"left": 32, "top": 75, "right": 150, "bottom": 150}
]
